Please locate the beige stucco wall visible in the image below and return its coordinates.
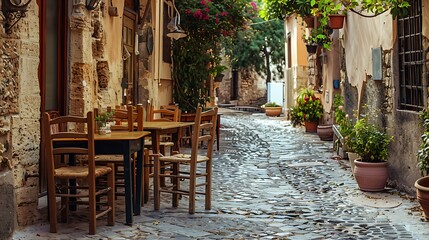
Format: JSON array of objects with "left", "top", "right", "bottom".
[
  {"left": 284, "top": 15, "right": 308, "bottom": 110},
  {"left": 342, "top": 11, "right": 393, "bottom": 105},
  {"left": 341, "top": 1, "right": 429, "bottom": 193}
]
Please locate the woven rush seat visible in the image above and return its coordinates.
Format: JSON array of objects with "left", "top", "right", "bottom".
[
  {"left": 145, "top": 140, "right": 174, "bottom": 147},
  {"left": 55, "top": 166, "right": 112, "bottom": 178}
]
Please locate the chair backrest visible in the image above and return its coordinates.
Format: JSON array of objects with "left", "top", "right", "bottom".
[
  {"left": 96, "top": 105, "right": 143, "bottom": 131},
  {"left": 43, "top": 112, "right": 96, "bottom": 178},
  {"left": 147, "top": 103, "right": 180, "bottom": 122},
  {"left": 191, "top": 107, "right": 218, "bottom": 160}
]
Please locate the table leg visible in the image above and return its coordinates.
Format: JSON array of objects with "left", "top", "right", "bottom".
[
  {"left": 134, "top": 138, "right": 143, "bottom": 214},
  {"left": 123, "top": 149, "right": 133, "bottom": 225}
]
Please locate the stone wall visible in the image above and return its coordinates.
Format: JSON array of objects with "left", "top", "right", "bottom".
[{"left": 0, "top": 0, "right": 41, "bottom": 236}]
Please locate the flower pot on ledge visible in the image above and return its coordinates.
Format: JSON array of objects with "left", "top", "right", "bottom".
[
  {"left": 265, "top": 107, "right": 282, "bottom": 117},
  {"left": 304, "top": 121, "right": 318, "bottom": 133}
]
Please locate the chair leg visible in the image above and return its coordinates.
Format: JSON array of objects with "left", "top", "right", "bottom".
[
  {"left": 88, "top": 180, "right": 96, "bottom": 235},
  {"left": 160, "top": 146, "right": 166, "bottom": 187},
  {"left": 205, "top": 160, "right": 212, "bottom": 210},
  {"left": 48, "top": 181, "right": 58, "bottom": 233},
  {"left": 189, "top": 163, "right": 197, "bottom": 214},
  {"left": 172, "top": 162, "right": 180, "bottom": 207},
  {"left": 107, "top": 163, "right": 115, "bottom": 226},
  {"left": 154, "top": 154, "right": 160, "bottom": 210},
  {"left": 144, "top": 149, "right": 150, "bottom": 204}
]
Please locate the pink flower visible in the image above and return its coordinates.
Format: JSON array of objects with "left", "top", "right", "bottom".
[
  {"left": 221, "top": 11, "right": 228, "bottom": 16},
  {"left": 216, "top": 17, "right": 220, "bottom": 23},
  {"left": 250, "top": 1, "right": 257, "bottom": 11},
  {"left": 204, "top": 7, "right": 209, "bottom": 12},
  {"left": 338, "top": 105, "right": 343, "bottom": 110},
  {"left": 185, "top": 9, "right": 191, "bottom": 14},
  {"left": 203, "top": 14, "right": 209, "bottom": 20},
  {"left": 200, "top": 0, "right": 207, "bottom": 5},
  {"left": 193, "top": 9, "right": 202, "bottom": 18}
]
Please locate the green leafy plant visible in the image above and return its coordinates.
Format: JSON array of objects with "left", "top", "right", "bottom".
[
  {"left": 264, "top": 102, "right": 281, "bottom": 107},
  {"left": 303, "top": 26, "right": 332, "bottom": 49},
  {"left": 417, "top": 109, "right": 429, "bottom": 176},
  {"left": 95, "top": 111, "right": 113, "bottom": 126},
  {"left": 333, "top": 94, "right": 354, "bottom": 146},
  {"left": 262, "top": 0, "right": 410, "bottom": 50},
  {"left": 173, "top": 0, "right": 256, "bottom": 113},
  {"left": 350, "top": 115, "right": 393, "bottom": 162},
  {"left": 290, "top": 88, "right": 323, "bottom": 127}
]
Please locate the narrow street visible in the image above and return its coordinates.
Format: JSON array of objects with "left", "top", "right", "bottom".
[{"left": 13, "top": 110, "right": 429, "bottom": 239}]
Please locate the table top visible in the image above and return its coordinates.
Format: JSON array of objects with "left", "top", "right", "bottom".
[
  {"left": 54, "top": 131, "right": 150, "bottom": 142},
  {"left": 143, "top": 121, "right": 194, "bottom": 130}
]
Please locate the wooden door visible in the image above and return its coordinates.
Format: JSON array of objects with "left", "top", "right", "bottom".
[
  {"left": 38, "top": 0, "right": 68, "bottom": 195},
  {"left": 122, "top": 10, "right": 137, "bottom": 105}
]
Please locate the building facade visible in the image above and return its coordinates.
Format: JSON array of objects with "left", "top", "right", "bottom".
[{"left": 0, "top": 0, "right": 174, "bottom": 237}]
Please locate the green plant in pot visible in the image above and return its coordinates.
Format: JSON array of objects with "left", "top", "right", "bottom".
[
  {"left": 350, "top": 115, "right": 393, "bottom": 191},
  {"left": 290, "top": 88, "right": 323, "bottom": 132},
  {"left": 415, "top": 109, "right": 429, "bottom": 219},
  {"left": 263, "top": 102, "right": 282, "bottom": 117}
]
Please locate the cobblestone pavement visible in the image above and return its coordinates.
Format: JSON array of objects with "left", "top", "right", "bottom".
[{"left": 12, "top": 111, "right": 429, "bottom": 239}]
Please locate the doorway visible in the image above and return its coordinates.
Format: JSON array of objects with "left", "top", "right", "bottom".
[{"left": 38, "top": 0, "right": 69, "bottom": 195}]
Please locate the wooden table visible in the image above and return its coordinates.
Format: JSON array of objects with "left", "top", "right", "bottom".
[
  {"left": 181, "top": 113, "right": 222, "bottom": 151},
  {"left": 142, "top": 121, "right": 194, "bottom": 203},
  {"left": 54, "top": 131, "right": 150, "bottom": 226}
]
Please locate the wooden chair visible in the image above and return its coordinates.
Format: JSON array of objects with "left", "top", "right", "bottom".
[
  {"left": 43, "top": 111, "right": 115, "bottom": 235},
  {"left": 94, "top": 105, "right": 144, "bottom": 196},
  {"left": 154, "top": 107, "right": 218, "bottom": 214}
]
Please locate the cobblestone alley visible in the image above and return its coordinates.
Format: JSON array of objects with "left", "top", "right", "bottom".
[{"left": 12, "top": 111, "right": 429, "bottom": 239}]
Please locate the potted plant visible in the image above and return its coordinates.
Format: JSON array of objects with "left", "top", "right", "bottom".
[
  {"left": 95, "top": 110, "right": 113, "bottom": 134},
  {"left": 333, "top": 94, "right": 357, "bottom": 164},
  {"left": 415, "top": 109, "right": 429, "bottom": 219},
  {"left": 303, "top": 26, "right": 332, "bottom": 53},
  {"left": 351, "top": 115, "right": 393, "bottom": 191},
  {"left": 263, "top": 102, "right": 282, "bottom": 117},
  {"left": 290, "top": 88, "right": 323, "bottom": 132}
]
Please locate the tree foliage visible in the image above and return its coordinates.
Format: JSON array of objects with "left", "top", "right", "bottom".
[{"left": 225, "top": 3, "right": 285, "bottom": 83}]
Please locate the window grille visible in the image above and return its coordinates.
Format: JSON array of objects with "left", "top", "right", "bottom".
[{"left": 398, "top": 0, "right": 424, "bottom": 111}]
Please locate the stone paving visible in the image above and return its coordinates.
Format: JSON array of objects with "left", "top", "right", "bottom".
[{"left": 12, "top": 111, "right": 429, "bottom": 239}]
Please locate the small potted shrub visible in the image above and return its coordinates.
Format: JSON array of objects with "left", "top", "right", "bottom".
[
  {"left": 415, "top": 109, "right": 429, "bottom": 219},
  {"left": 95, "top": 110, "right": 113, "bottom": 134},
  {"left": 263, "top": 102, "right": 282, "bottom": 117},
  {"left": 290, "top": 88, "right": 323, "bottom": 132},
  {"left": 351, "top": 115, "right": 393, "bottom": 191}
]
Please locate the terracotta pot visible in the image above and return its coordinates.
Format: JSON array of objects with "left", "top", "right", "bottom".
[
  {"left": 415, "top": 176, "right": 429, "bottom": 219},
  {"left": 353, "top": 159, "right": 388, "bottom": 191},
  {"left": 347, "top": 152, "right": 359, "bottom": 174},
  {"left": 317, "top": 124, "right": 333, "bottom": 141},
  {"left": 304, "top": 121, "right": 318, "bottom": 133},
  {"left": 265, "top": 107, "right": 282, "bottom": 117},
  {"left": 303, "top": 16, "right": 314, "bottom": 28},
  {"left": 329, "top": 14, "right": 345, "bottom": 29}
]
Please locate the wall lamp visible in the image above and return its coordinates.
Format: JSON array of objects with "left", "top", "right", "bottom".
[
  {"left": 86, "top": 0, "right": 102, "bottom": 10},
  {"left": 165, "top": 0, "right": 187, "bottom": 40},
  {"left": 1, "top": 0, "right": 32, "bottom": 34}
]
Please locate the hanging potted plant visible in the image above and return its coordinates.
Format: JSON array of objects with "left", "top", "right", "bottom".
[
  {"left": 415, "top": 109, "right": 429, "bottom": 219},
  {"left": 290, "top": 88, "right": 323, "bottom": 132},
  {"left": 350, "top": 115, "right": 393, "bottom": 191}
]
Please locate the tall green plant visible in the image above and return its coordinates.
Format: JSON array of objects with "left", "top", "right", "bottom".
[
  {"left": 417, "top": 109, "right": 429, "bottom": 176},
  {"left": 351, "top": 116, "right": 392, "bottom": 162}
]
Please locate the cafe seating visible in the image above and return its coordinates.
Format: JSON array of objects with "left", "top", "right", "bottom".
[
  {"left": 94, "top": 105, "right": 144, "bottom": 195},
  {"left": 43, "top": 111, "right": 115, "bottom": 235},
  {"left": 154, "top": 107, "right": 218, "bottom": 214}
]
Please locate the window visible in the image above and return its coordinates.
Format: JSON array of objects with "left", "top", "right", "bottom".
[{"left": 398, "top": 0, "right": 424, "bottom": 111}]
